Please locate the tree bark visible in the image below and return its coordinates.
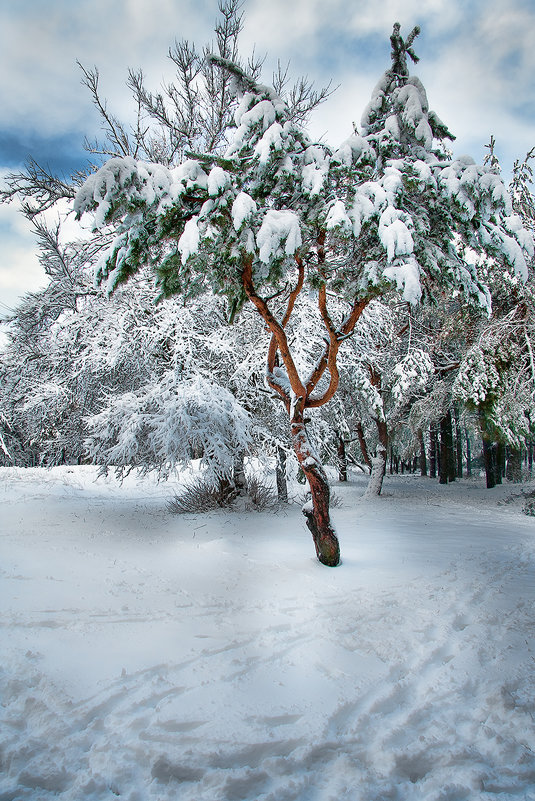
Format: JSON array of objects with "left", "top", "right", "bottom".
[
  {"left": 337, "top": 431, "right": 348, "bottom": 482},
  {"left": 446, "top": 410, "right": 456, "bottom": 482},
  {"left": 439, "top": 414, "right": 449, "bottom": 484},
  {"left": 233, "top": 451, "right": 247, "bottom": 495},
  {"left": 429, "top": 424, "right": 437, "bottom": 479},
  {"left": 418, "top": 428, "right": 427, "bottom": 476},
  {"left": 291, "top": 405, "right": 340, "bottom": 567},
  {"left": 356, "top": 421, "right": 372, "bottom": 472},
  {"left": 482, "top": 438, "right": 496, "bottom": 489},
  {"left": 495, "top": 441, "right": 504, "bottom": 485},
  {"left": 240, "top": 254, "right": 368, "bottom": 567},
  {"left": 479, "top": 410, "right": 496, "bottom": 489},
  {"left": 364, "top": 445, "right": 387, "bottom": 497},
  {"left": 465, "top": 428, "right": 472, "bottom": 477},
  {"left": 364, "top": 418, "right": 388, "bottom": 497},
  {"left": 276, "top": 446, "right": 288, "bottom": 503},
  {"left": 506, "top": 447, "right": 522, "bottom": 483},
  {"left": 454, "top": 406, "right": 463, "bottom": 478}
]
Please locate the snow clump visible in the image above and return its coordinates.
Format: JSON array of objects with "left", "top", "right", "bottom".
[{"left": 256, "top": 210, "right": 302, "bottom": 263}]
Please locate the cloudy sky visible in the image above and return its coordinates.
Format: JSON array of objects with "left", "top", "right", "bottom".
[{"left": 1, "top": 0, "right": 534, "bottom": 312}]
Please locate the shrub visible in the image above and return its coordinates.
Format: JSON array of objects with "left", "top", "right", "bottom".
[
  {"left": 244, "top": 474, "right": 278, "bottom": 510},
  {"left": 168, "top": 473, "right": 278, "bottom": 514},
  {"left": 168, "top": 475, "right": 236, "bottom": 514}
]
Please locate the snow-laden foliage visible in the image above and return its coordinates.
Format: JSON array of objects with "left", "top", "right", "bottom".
[
  {"left": 86, "top": 373, "right": 252, "bottom": 481},
  {"left": 510, "top": 147, "right": 535, "bottom": 234},
  {"left": 0, "top": 273, "right": 273, "bottom": 471},
  {"left": 454, "top": 344, "right": 503, "bottom": 407},
  {"left": 392, "top": 350, "right": 435, "bottom": 403},
  {"left": 74, "top": 33, "right": 532, "bottom": 314},
  {"left": 453, "top": 327, "right": 533, "bottom": 447}
]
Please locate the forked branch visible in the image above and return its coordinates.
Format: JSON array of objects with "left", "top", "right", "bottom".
[{"left": 241, "top": 257, "right": 306, "bottom": 403}]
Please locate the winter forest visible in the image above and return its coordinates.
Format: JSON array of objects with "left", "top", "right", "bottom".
[
  {"left": 2, "top": 3, "right": 535, "bottom": 799},
  {"left": 2, "top": 5, "right": 535, "bottom": 563}
]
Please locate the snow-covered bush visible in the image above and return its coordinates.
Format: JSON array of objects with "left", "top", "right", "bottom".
[
  {"left": 86, "top": 373, "right": 253, "bottom": 481},
  {"left": 167, "top": 475, "right": 236, "bottom": 513}
]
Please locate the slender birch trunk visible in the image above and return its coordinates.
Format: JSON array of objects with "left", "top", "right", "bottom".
[{"left": 364, "top": 418, "right": 388, "bottom": 497}]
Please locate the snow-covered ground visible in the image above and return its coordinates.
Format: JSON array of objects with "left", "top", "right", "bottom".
[{"left": 1, "top": 466, "right": 535, "bottom": 801}]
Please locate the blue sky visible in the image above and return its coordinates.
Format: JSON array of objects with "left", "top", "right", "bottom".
[{"left": 1, "top": 0, "right": 534, "bottom": 311}]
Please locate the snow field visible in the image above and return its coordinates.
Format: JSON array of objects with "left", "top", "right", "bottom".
[{"left": 1, "top": 466, "right": 535, "bottom": 800}]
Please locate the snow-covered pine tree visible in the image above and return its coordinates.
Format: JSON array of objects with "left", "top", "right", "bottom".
[
  {"left": 327, "top": 24, "right": 533, "bottom": 491},
  {"left": 73, "top": 24, "right": 532, "bottom": 566},
  {"left": 510, "top": 146, "right": 535, "bottom": 234},
  {"left": 74, "top": 57, "right": 367, "bottom": 566},
  {"left": 446, "top": 141, "right": 535, "bottom": 488}
]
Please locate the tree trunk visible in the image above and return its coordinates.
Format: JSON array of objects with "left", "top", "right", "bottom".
[
  {"left": 337, "top": 431, "right": 348, "bottom": 482},
  {"left": 479, "top": 409, "right": 496, "bottom": 489},
  {"left": 364, "top": 445, "right": 387, "bottom": 497},
  {"left": 365, "top": 418, "right": 388, "bottom": 497},
  {"left": 454, "top": 406, "right": 463, "bottom": 478},
  {"left": 445, "top": 410, "right": 456, "bottom": 482},
  {"left": 506, "top": 447, "right": 522, "bottom": 483},
  {"left": 482, "top": 438, "right": 496, "bottom": 489},
  {"left": 418, "top": 428, "right": 427, "bottom": 476},
  {"left": 429, "top": 424, "right": 437, "bottom": 479},
  {"left": 291, "top": 407, "right": 340, "bottom": 567},
  {"left": 356, "top": 421, "right": 372, "bottom": 472},
  {"left": 233, "top": 451, "right": 247, "bottom": 495},
  {"left": 439, "top": 414, "right": 449, "bottom": 484},
  {"left": 465, "top": 428, "right": 472, "bottom": 477},
  {"left": 276, "top": 446, "right": 288, "bottom": 503},
  {"left": 495, "top": 441, "right": 504, "bottom": 485}
]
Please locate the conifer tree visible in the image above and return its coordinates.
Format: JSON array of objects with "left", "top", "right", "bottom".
[
  {"left": 73, "top": 24, "right": 532, "bottom": 565},
  {"left": 449, "top": 141, "right": 535, "bottom": 487}
]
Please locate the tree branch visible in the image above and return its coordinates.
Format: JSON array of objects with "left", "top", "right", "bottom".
[{"left": 241, "top": 256, "right": 306, "bottom": 404}]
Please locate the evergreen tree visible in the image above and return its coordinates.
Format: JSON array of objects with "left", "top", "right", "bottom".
[{"left": 73, "top": 24, "right": 532, "bottom": 565}]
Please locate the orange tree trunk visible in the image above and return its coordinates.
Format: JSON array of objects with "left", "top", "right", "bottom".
[
  {"left": 241, "top": 254, "right": 367, "bottom": 567},
  {"left": 291, "top": 403, "right": 340, "bottom": 567}
]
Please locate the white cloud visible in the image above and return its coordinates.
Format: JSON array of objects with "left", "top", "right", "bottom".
[
  {"left": 0, "top": 202, "right": 46, "bottom": 311},
  {"left": 346, "top": 0, "right": 464, "bottom": 34},
  {"left": 0, "top": 0, "right": 213, "bottom": 137},
  {"left": 307, "top": 74, "right": 373, "bottom": 146},
  {"left": 242, "top": 0, "right": 463, "bottom": 54},
  {"left": 241, "top": 0, "right": 535, "bottom": 167}
]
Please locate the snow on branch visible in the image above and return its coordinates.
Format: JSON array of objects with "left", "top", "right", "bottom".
[{"left": 85, "top": 373, "right": 253, "bottom": 480}]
